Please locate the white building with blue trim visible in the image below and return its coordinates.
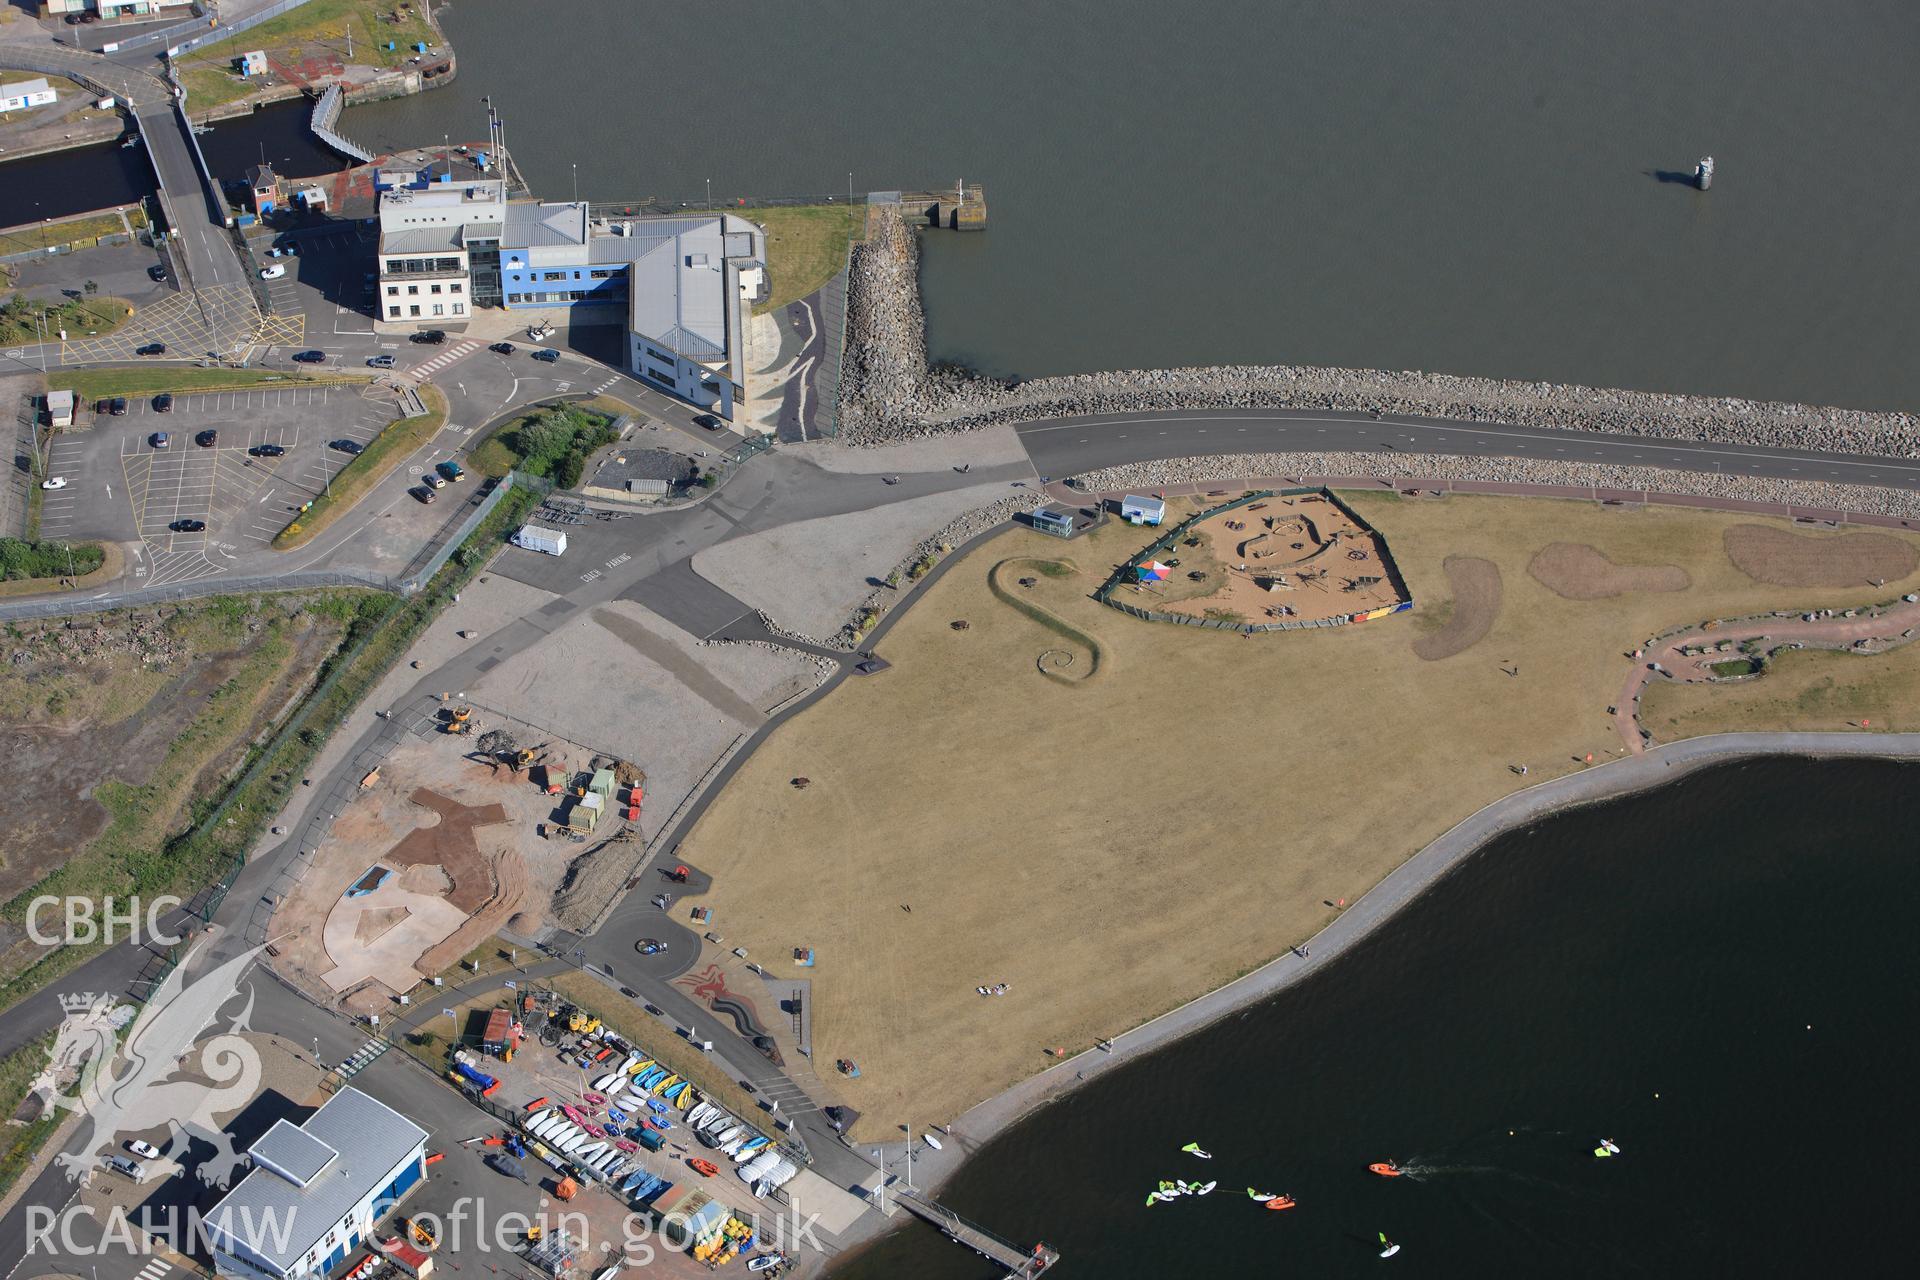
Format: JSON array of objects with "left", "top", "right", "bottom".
[{"left": 203, "top": 1088, "right": 428, "bottom": 1280}]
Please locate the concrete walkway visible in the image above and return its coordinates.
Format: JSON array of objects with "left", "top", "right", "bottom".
[{"left": 880, "top": 731, "right": 1920, "bottom": 1202}]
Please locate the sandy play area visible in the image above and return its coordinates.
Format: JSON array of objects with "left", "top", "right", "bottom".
[
  {"left": 1117, "top": 491, "right": 1408, "bottom": 626},
  {"left": 274, "top": 732, "right": 623, "bottom": 1003},
  {"left": 674, "top": 492, "right": 1920, "bottom": 1139}
]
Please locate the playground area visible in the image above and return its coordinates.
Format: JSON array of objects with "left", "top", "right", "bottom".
[
  {"left": 675, "top": 493, "right": 1920, "bottom": 1139},
  {"left": 271, "top": 719, "right": 640, "bottom": 1009},
  {"left": 1115, "top": 491, "right": 1409, "bottom": 627}
]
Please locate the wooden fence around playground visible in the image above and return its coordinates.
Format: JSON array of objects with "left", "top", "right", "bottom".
[{"left": 1093, "top": 487, "right": 1415, "bottom": 633}]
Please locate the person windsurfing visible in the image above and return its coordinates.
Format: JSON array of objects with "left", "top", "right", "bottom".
[
  {"left": 1181, "top": 1142, "right": 1213, "bottom": 1159},
  {"left": 1594, "top": 1138, "right": 1622, "bottom": 1158},
  {"left": 1378, "top": 1232, "right": 1401, "bottom": 1258}
]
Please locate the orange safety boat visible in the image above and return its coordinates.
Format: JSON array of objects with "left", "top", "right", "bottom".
[
  {"left": 1265, "top": 1196, "right": 1297, "bottom": 1211},
  {"left": 1368, "top": 1163, "right": 1402, "bottom": 1177},
  {"left": 688, "top": 1158, "right": 720, "bottom": 1177}
]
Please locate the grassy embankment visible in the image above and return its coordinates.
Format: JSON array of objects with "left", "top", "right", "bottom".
[
  {"left": 176, "top": 0, "right": 443, "bottom": 113},
  {"left": 0, "top": 1031, "right": 60, "bottom": 1200},
  {"left": 0, "top": 205, "right": 147, "bottom": 258},
  {"left": 0, "top": 481, "right": 540, "bottom": 1015},
  {"left": 1643, "top": 642, "right": 1920, "bottom": 737},
  {"left": 0, "top": 538, "right": 105, "bottom": 582},
  {"left": 678, "top": 494, "right": 1920, "bottom": 1139},
  {"left": 64, "top": 367, "right": 363, "bottom": 401},
  {"left": 467, "top": 402, "right": 616, "bottom": 488},
  {"left": 0, "top": 543, "right": 123, "bottom": 600},
  {"left": 272, "top": 385, "right": 449, "bottom": 549},
  {"left": 738, "top": 205, "right": 864, "bottom": 314}
]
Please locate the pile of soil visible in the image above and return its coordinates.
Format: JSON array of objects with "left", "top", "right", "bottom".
[
  {"left": 384, "top": 789, "right": 509, "bottom": 912},
  {"left": 551, "top": 829, "right": 644, "bottom": 931},
  {"left": 1724, "top": 524, "right": 1919, "bottom": 587},
  {"left": 1411, "top": 556, "right": 1503, "bottom": 661},
  {"left": 1527, "top": 543, "right": 1692, "bottom": 599}
]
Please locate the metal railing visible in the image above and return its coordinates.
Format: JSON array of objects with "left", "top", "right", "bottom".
[
  {"left": 311, "top": 83, "right": 375, "bottom": 163},
  {"left": 160, "top": 0, "right": 313, "bottom": 58}
]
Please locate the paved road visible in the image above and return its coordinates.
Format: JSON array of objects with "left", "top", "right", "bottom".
[{"left": 1015, "top": 406, "right": 1920, "bottom": 493}]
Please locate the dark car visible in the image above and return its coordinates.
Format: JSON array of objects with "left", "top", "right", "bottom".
[
  {"left": 488, "top": 342, "right": 514, "bottom": 355},
  {"left": 637, "top": 939, "right": 668, "bottom": 957},
  {"left": 291, "top": 349, "right": 326, "bottom": 364},
  {"left": 366, "top": 354, "right": 396, "bottom": 369},
  {"left": 531, "top": 348, "right": 560, "bottom": 363},
  {"left": 435, "top": 460, "right": 465, "bottom": 482},
  {"left": 148, "top": 264, "right": 168, "bottom": 282},
  {"left": 197, "top": 431, "right": 220, "bottom": 449},
  {"left": 149, "top": 432, "right": 169, "bottom": 449},
  {"left": 154, "top": 393, "right": 174, "bottom": 413},
  {"left": 101, "top": 397, "right": 127, "bottom": 416},
  {"left": 411, "top": 330, "right": 446, "bottom": 345},
  {"left": 137, "top": 342, "right": 166, "bottom": 357},
  {"left": 248, "top": 443, "right": 286, "bottom": 458},
  {"left": 411, "top": 486, "right": 436, "bottom": 504},
  {"left": 329, "top": 439, "right": 363, "bottom": 455},
  {"left": 169, "top": 518, "right": 206, "bottom": 533},
  {"left": 692, "top": 414, "right": 723, "bottom": 432}
]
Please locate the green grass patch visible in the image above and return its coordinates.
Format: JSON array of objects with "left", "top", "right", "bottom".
[
  {"left": 1708, "top": 658, "right": 1761, "bottom": 678},
  {"left": 0, "top": 1031, "right": 60, "bottom": 1200},
  {"left": 180, "top": 0, "right": 439, "bottom": 73},
  {"left": 65, "top": 367, "right": 363, "bottom": 402},
  {"left": 0, "top": 538, "right": 105, "bottom": 582},
  {"left": 273, "top": 386, "right": 449, "bottom": 550},
  {"left": 0, "top": 293, "right": 131, "bottom": 346},
  {"left": 739, "top": 204, "right": 863, "bottom": 314},
  {"left": 0, "top": 206, "right": 143, "bottom": 257},
  {"left": 466, "top": 403, "right": 616, "bottom": 490}
]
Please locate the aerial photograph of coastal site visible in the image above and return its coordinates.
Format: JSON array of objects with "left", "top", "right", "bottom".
[{"left": 0, "top": 2, "right": 1916, "bottom": 1278}]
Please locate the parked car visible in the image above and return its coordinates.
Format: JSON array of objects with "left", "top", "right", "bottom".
[
  {"left": 148, "top": 264, "right": 168, "bottom": 282},
  {"left": 366, "top": 354, "right": 396, "bottom": 369},
  {"left": 41, "top": 477, "right": 66, "bottom": 491},
  {"left": 149, "top": 432, "right": 168, "bottom": 449},
  {"left": 637, "top": 940, "right": 668, "bottom": 957},
  {"left": 169, "top": 518, "right": 206, "bottom": 533},
  {"left": 423, "top": 472, "right": 446, "bottom": 490},
  {"left": 435, "top": 460, "right": 465, "bottom": 482},
  {"left": 411, "top": 486, "right": 436, "bottom": 504},
  {"left": 692, "top": 414, "right": 723, "bottom": 431},
  {"left": 329, "top": 439, "right": 363, "bottom": 455},
  {"left": 197, "top": 430, "right": 219, "bottom": 448},
  {"left": 411, "top": 330, "right": 446, "bottom": 345},
  {"left": 258, "top": 264, "right": 285, "bottom": 280},
  {"left": 154, "top": 393, "right": 174, "bottom": 413},
  {"left": 650, "top": 893, "right": 673, "bottom": 910},
  {"left": 292, "top": 349, "right": 326, "bottom": 364},
  {"left": 532, "top": 348, "right": 560, "bottom": 363},
  {"left": 488, "top": 342, "right": 514, "bottom": 355},
  {"left": 137, "top": 342, "right": 166, "bottom": 356},
  {"left": 248, "top": 443, "right": 286, "bottom": 458},
  {"left": 106, "top": 1156, "right": 139, "bottom": 1178},
  {"left": 110, "top": 397, "right": 128, "bottom": 416},
  {"left": 126, "top": 1140, "right": 162, "bottom": 1161}
]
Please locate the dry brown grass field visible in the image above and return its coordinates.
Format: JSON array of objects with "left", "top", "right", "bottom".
[{"left": 678, "top": 493, "right": 1920, "bottom": 1138}]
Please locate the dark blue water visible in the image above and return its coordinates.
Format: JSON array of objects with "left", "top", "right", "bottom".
[{"left": 835, "top": 757, "right": 1920, "bottom": 1277}]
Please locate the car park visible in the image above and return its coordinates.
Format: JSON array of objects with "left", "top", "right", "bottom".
[
  {"left": 137, "top": 342, "right": 167, "bottom": 356},
  {"left": 435, "top": 460, "right": 465, "bottom": 481},
  {"left": 248, "top": 443, "right": 286, "bottom": 458},
  {"left": 41, "top": 477, "right": 66, "bottom": 490},
  {"left": 154, "top": 393, "right": 174, "bottom": 413},
  {"left": 367, "top": 354, "right": 396, "bottom": 369},
  {"left": 169, "top": 519, "right": 206, "bottom": 533},
  {"left": 196, "top": 429, "right": 218, "bottom": 448},
  {"left": 489, "top": 342, "right": 515, "bottom": 355},
  {"left": 149, "top": 432, "right": 169, "bottom": 448},
  {"left": 292, "top": 349, "right": 326, "bottom": 364},
  {"left": 411, "top": 486, "right": 436, "bottom": 504},
  {"left": 411, "top": 330, "right": 446, "bottom": 345},
  {"left": 532, "top": 348, "right": 560, "bottom": 362},
  {"left": 330, "top": 439, "right": 363, "bottom": 455},
  {"left": 259, "top": 264, "right": 285, "bottom": 280}
]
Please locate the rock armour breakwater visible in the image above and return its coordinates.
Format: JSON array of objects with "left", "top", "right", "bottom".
[{"left": 838, "top": 210, "right": 1919, "bottom": 460}]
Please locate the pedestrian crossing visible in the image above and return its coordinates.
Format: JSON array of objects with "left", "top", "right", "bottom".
[
  {"left": 132, "top": 1256, "right": 174, "bottom": 1280},
  {"left": 406, "top": 340, "right": 480, "bottom": 383}
]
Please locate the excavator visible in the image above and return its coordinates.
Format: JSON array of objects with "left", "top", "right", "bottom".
[{"left": 442, "top": 705, "right": 474, "bottom": 735}]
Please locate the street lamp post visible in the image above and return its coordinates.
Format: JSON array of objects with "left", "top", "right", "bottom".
[{"left": 705, "top": 177, "right": 712, "bottom": 211}]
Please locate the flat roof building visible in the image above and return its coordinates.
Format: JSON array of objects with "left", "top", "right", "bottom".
[
  {"left": 204, "top": 1088, "right": 428, "bottom": 1280},
  {"left": 0, "top": 78, "right": 57, "bottom": 114}
]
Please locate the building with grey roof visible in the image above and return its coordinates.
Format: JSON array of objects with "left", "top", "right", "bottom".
[{"left": 203, "top": 1087, "right": 428, "bottom": 1280}]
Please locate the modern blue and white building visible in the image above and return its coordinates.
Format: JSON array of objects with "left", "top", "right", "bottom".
[
  {"left": 203, "top": 1088, "right": 429, "bottom": 1280},
  {"left": 376, "top": 178, "right": 766, "bottom": 420}
]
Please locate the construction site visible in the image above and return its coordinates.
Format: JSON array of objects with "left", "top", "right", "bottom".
[{"left": 269, "top": 700, "right": 651, "bottom": 1015}]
